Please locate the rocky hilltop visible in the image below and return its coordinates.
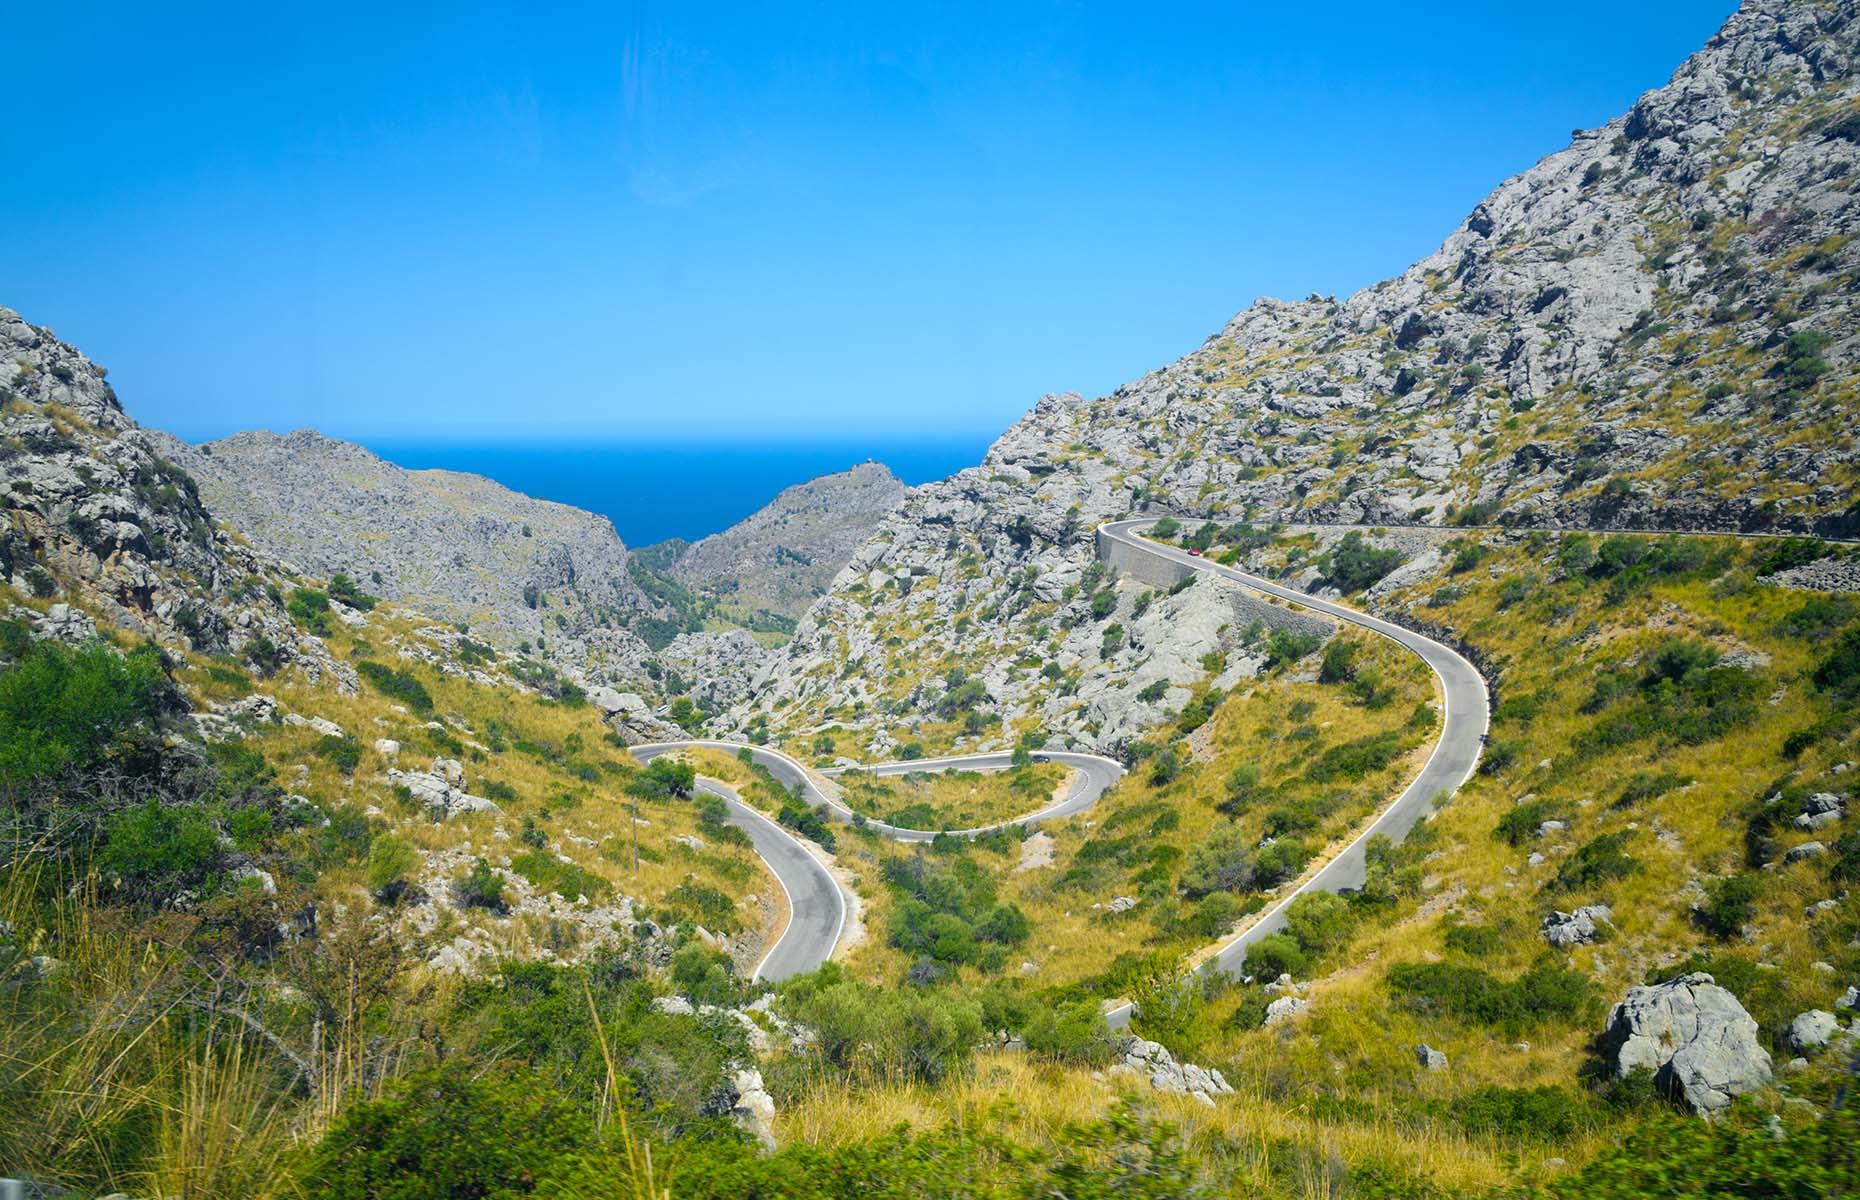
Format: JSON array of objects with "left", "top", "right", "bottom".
[
  {"left": 152, "top": 428, "right": 671, "bottom": 688},
  {"left": 651, "top": 461, "right": 906, "bottom": 624},
  {"left": 151, "top": 432, "right": 904, "bottom": 708},
  {"left": 0, "top": 308, "right": 350, "bottom": 688},
  {"left": 733, "top": 0, "right": 1860, "bottom": 753}
]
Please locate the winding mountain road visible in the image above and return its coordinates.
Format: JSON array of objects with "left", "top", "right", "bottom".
[
  {"left": 1095, "top": 519, "right": 1490, "bottom": 1025},
  {"left": 634, "top": 520, "right": 1490, "bottom": 993},
  {"left": 630, "top": 741, "right": 1123, "bottom": 980}
]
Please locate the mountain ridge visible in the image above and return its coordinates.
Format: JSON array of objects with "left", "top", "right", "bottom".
[{"left": 732, "top": 0, "right": 1860, "bottom": 755}]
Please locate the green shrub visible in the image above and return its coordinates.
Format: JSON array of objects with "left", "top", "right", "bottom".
[
  {"left": 630, "top": 757, "right": 695, "bottom": 800},
  {"left": 1282, "top": 891, "right": 1352, "bottom": 956},
  {"left": 1546, "top": 831, "right": 1639, "bottom": 893},
  {"left": 1696, "top": 873, "right": 1761, "bottom": 939},
  {"left": 1305, "top": 732, "right": 1404, "bottom": 783},
  {"left": 356, "top": 660, "right": 434, "bottom": 712},
  {"left": 1264, "top": 628, "right": 1324, "bottom": 669},
  {"left": 314, "top": 734, "right": 363, "bottom": 776},
  {"left": 1545, "top": 1105, "right": 1860, "bottom": 1199},
  {"left": 366, "top": 834, "right": 420, "bottom": 904},
  {"left": 1324, "top": 531, "right": 1402, "bottom": 593},
  {"left": 298, "top": 1063, "right": 592, "bottom": 1200},
  {"left": 663, "top": 878, "right": 738, "bottom": 933},
  {"left": 1318, "top": 640, "right": 1357, "bottom": 684},
  {"left": 1478, "top": 737, "right": 1524, "bottom": 776},
  {"left": 327, "top": 572, "right": 378, "bottom": 611},
  {"left": 1834, "top": 832, "right": 1860, "bottom": 884},
  {"left": 1022, "top": 998, "right": 1116, "bottom": 1066},
  {"left": 1755, "top": 537, "right": 1837, "bottom": 578},
  {"left": 1387, "top": 960, "right": 1593, "bottom": 1034},
  {"left": 1495, "top": 798, "right": 1567, "bottom": 846},
  {"left": 97, "top": 799, "right": 224, "bottom": 903},
  {"left": 779, "top": 799, "right": 837, "bottom": 850},
  {"left": 456, "top": 857, "right": 507, "bottom": 913},
  {"left": 1245, "top": 932, "right": 1307, "bottom": 980},
  {"left": 287, "top": 587, "right": 333, "bottom": 633},
  {"left": 1614, "top": 771, "right": 1689, "bottom": 808},
  {"left": 1443, "top": 922, "right": 1506, "bottom": 957},
  {"left": 1813, "top": 628, "right": 1860, "bottom": 696},
  {"left": 0, "top": 640, "right": 169, "bottom": 795},
  {"left": 1458, "top": 1085, "right": 1588, "bottom": 1142},
  {"left": 511, "top": 850, "right": 608, "bottom": 902}
]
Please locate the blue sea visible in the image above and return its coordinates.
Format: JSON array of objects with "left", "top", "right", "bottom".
[{"left": 358, "top": 436, "right": 994, "bottom": 546}]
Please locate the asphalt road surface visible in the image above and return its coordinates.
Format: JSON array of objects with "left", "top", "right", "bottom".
[
  {"left": 1096, "top": 519, "right": 1490, "bottom": 1025},
  {"left": 634, "top": 521, "right": 1488, "bottom": 998},
  {"left": 631, "top": 741, "right": 1123, "bottom": 979}
]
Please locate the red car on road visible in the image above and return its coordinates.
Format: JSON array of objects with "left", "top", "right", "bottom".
[{"left": 1187, "top": 548, "right": 1202, "bottom": 556}]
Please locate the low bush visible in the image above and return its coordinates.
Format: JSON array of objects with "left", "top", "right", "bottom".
[
  {"left": 1457, "top": 1085, "right": 1589, "bottom": 1142},
  {"left": 298, "top": 1063, "right": 592, "bottom": 1199},
  {"left": 1387, "top": 960, "right": 1593, "bottom": 1034},
  {"left": 97, "top": 798, "right": 225, "bottom": 904},
  {"left": 1244, "top": 933, "right": 1307, "bottom": 980},
  {"left": 1545, "top": 831, "right": 1639, "bottom": 893},
  {"left": 1495, "top": 797, "right": 1567, "bottom": 846},
  {"left": 456, "top": 857, "right": 507, "bottom": 913},
  {"left": 1324, "top": 531, "right": 1402, "bottom": 593},
  {"left": 1545, "top": 1105, "right": 1860, "bottom": 1199},
  {"left": 511, "top": 850, "right": 608, "bottom": 902},
  {"left": 663, "top": 878, "right": 739, "bottom": 933},
  {"left": 0, "top": 639, "right": 170, "bottom": 795},
  {"left": 366, "top": 834, "right": 420, "bottom": 904},
  {"left": 356, "top": 660, "right": 434, "bottom": 713},
  {"left": 1696, "top": 872, "right": 1761, "bottom": 938},
  {"left": 314, "top": 734, "right": 363, "bottom": 776}
]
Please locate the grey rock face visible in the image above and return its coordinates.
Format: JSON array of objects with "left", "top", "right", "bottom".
[
  {"left": 661, "top": 461, "right": 907, "bottom": 621},
  {"left": 1115, "top": 1037, "right": 1234, "bottom": 1106},
  {"left": 1794, "top": 793, "right": 1847, "bottom": 831},
  {"left": 730, "top": 0, "right": 1860, "bottom": 749},
  {"left": 730, "top": 1067, "right": 778, "bottom": 1151},
  {"left": 1784, "top": 841, "right": 1828, "bottom": 865},
  {"left": 1541, "top": 904, "right": 1614, "bottom": 948},
  {"left": 150, "top": 427, "right": 669, "bottom": 689},
  {"left": 388, "top": 761, "right": 500, "bottom": 819},
  {"left": 1784, "top": 1009, "right": 1841, "bottom": 1052},
  {"left": 1600, "top": 972, "right": 1772, "bottom": 1113},
  {"left": 0, "top": 307, "right": 350, "bottom": 691},
  {"left": 1415, "top": 1044, "right": 1448, "bottom": 1071},
  {"left": 1264, "top": 996, "right": 1308, "bottom": 1027}
]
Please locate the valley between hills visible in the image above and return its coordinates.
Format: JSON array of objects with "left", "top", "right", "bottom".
[{"left": 4, "top": 1, "right": 1860, "bottom": 1196}]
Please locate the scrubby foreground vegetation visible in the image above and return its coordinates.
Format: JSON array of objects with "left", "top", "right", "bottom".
[{"left": 7, "top": 514, "right": 1860, "bottom": 1199}]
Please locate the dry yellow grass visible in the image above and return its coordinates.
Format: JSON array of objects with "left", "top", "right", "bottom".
[
  {"left": 776, "top": 1050, "right": 1542, "bottom": 1197},
  {"left": 171, "top": 603, "right": 770, "bottom": 965}
]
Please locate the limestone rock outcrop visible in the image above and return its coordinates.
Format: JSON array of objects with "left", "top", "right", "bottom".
[{"left": 1599, "top": 972, "right": 1772, "bottom": 1113}]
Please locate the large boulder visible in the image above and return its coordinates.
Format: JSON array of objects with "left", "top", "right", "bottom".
[
  {"left": 1599, "top": 973, "right": 1771, "bottom": 1113},
  {"left": 1784, "top": 1010, "right": 1841, "bottom": 1053}
]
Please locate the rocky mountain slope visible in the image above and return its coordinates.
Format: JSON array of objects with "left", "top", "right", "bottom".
[
  {"left": 733, "top": 0, "right": 1860, "bottom": 755},
  {"left": 154, "top": 434, "right": 905, "bottom": 711},
  {"left": 651, "top": 461, "right": 905, "bottom": 627},
  {"left": 150, "top": 429, "right": 673, "bottom": 688},
  {"left": 0, "top": 308, "right": 350, "bottom": 689}
]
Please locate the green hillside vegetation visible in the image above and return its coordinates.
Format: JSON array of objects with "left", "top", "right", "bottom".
[
  {"left": 836, "top": 760, "right": 1071, "bottom": 830},
  {"left": 5, "top": 529, "right": 1860, "bottom": 1197}
]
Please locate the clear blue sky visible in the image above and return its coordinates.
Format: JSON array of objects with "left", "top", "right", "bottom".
[{"left": 7, "top": 2, "right": 1733, "bottom": 442}]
